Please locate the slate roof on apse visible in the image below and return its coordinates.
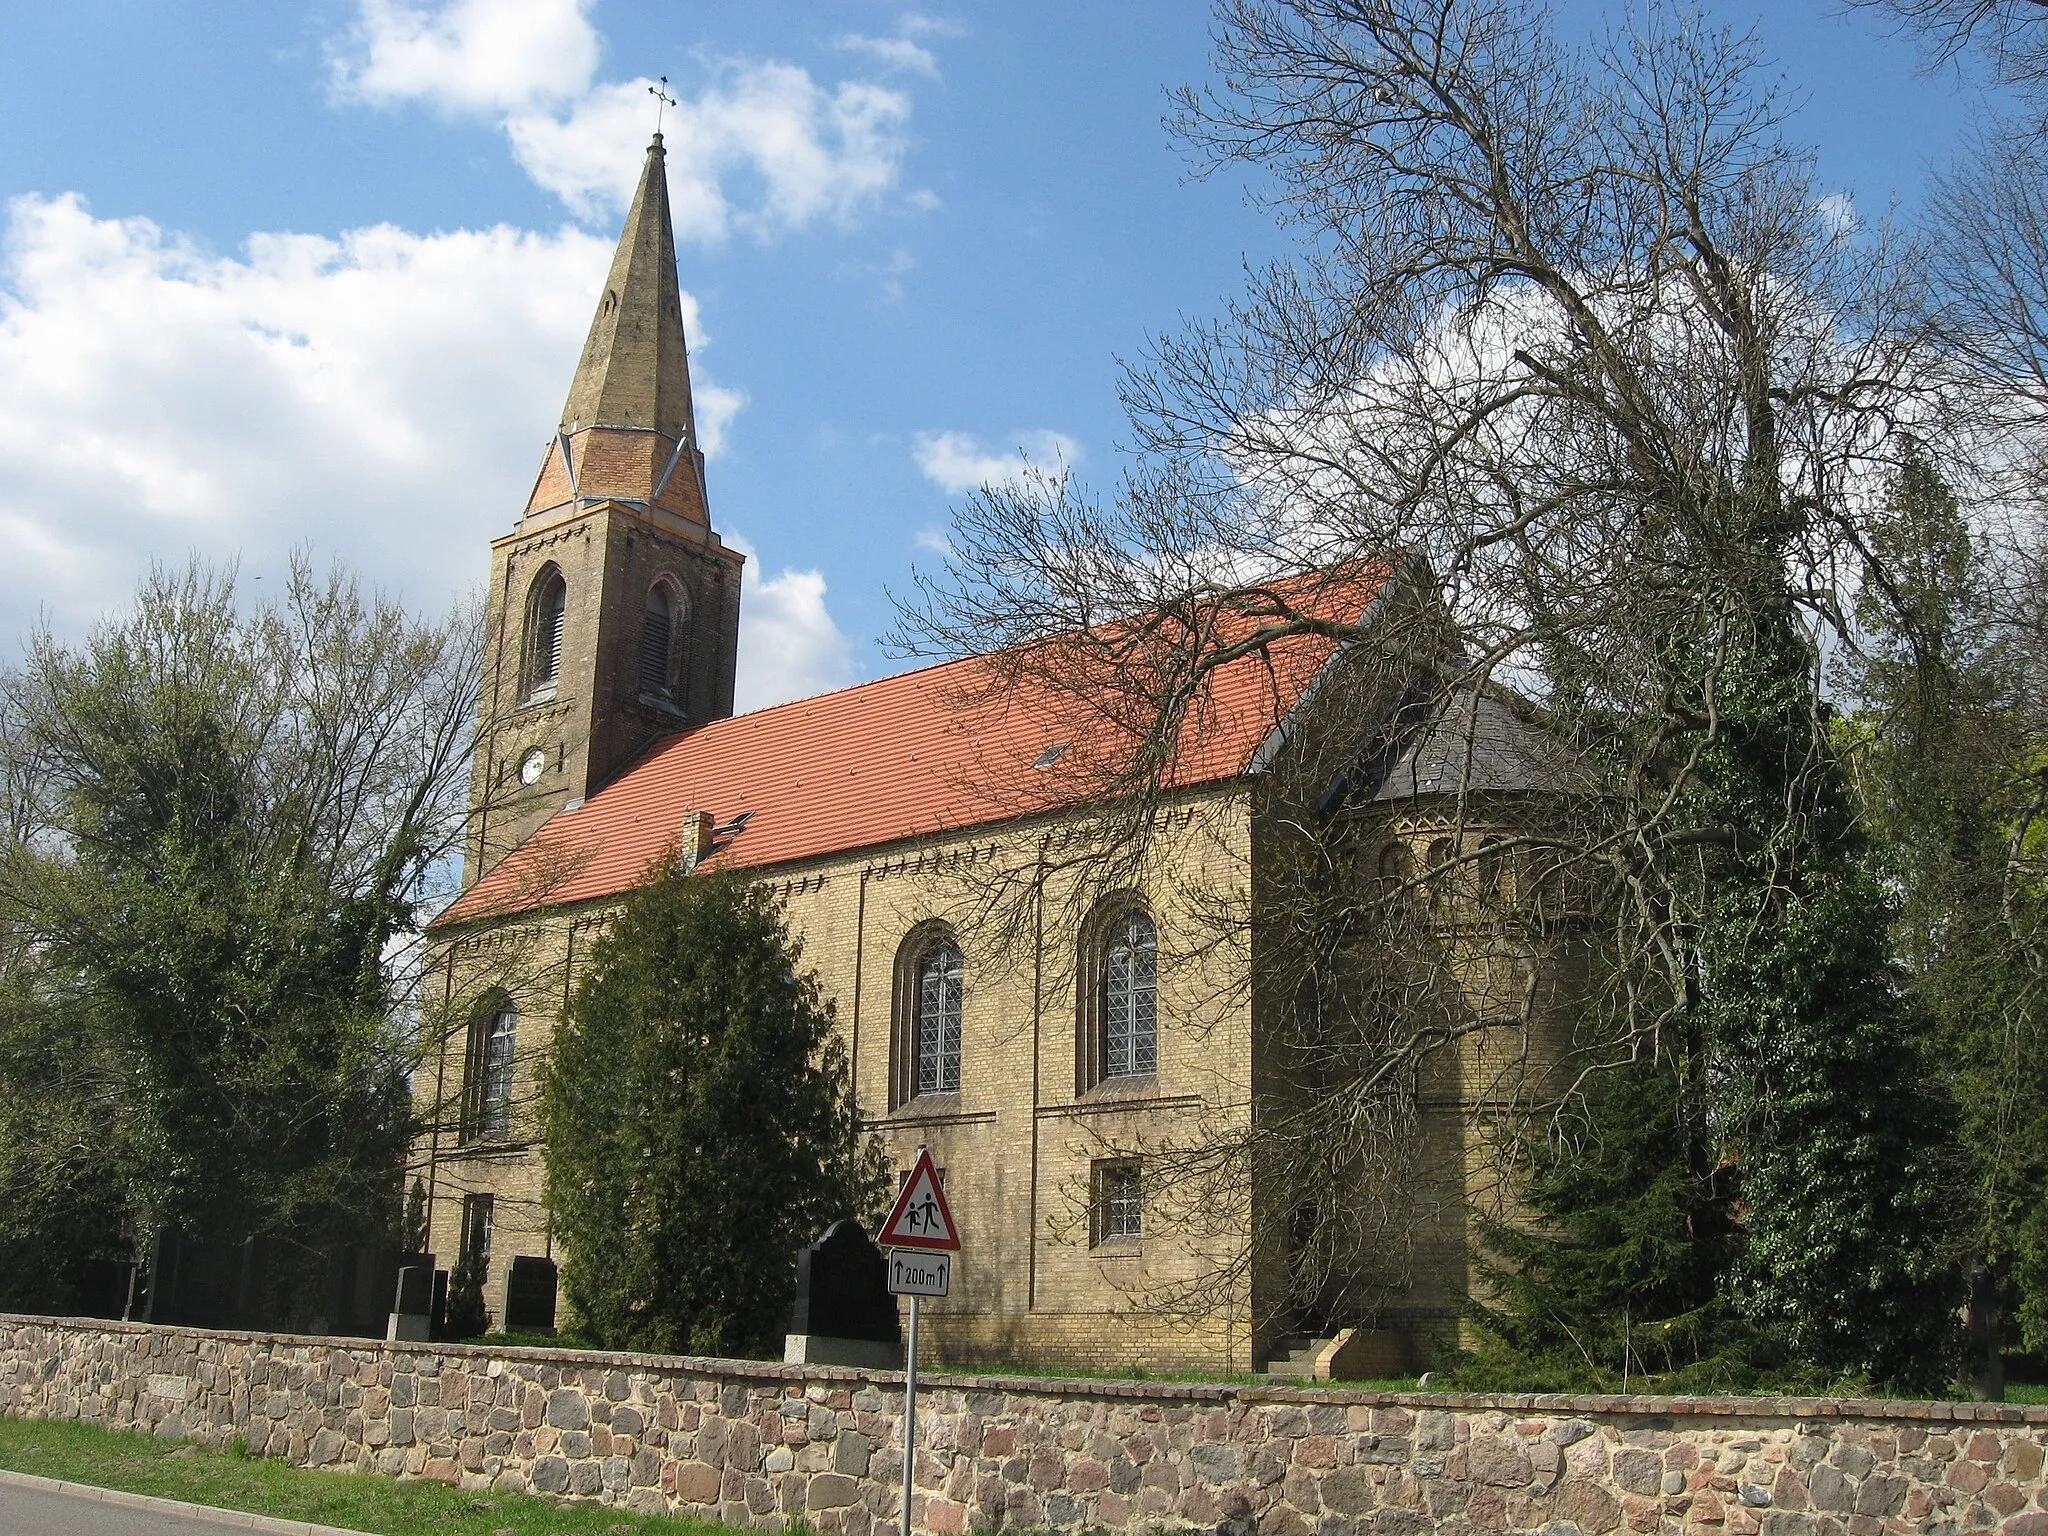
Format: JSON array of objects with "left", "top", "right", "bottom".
[
  {"left": 436, "top": 566, "right": 1392, "bottom": 927},
  {"left": 1371, "top": 687, "right": 1588, "bottom": 803}
]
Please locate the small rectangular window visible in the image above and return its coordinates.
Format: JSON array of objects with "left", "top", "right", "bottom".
[{"left": 1091, "top": 1160, "right": 1141, "bottom": 1246}]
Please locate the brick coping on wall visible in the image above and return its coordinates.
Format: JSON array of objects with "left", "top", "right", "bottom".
[{"left": 8, "top": 1313, "right": 2040, "bottom": 1428}]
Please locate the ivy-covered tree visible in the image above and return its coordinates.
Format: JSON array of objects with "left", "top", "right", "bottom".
[
  {"left": 1844, "top": 453, "right": 2048, "bottom": 1393},
  {"left": 541, "top": 864, "right": 887, "bottom": 1357},
  {"left": 1691, "top": 613, "right": 1962, "bottom": 1393}
]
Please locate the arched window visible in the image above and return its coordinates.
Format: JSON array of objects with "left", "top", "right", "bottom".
[
  {"left": 462, "top": 1003, "right": 516, "bottom": 1143},
  {"left": 893, "top": 927, "right": 964, "bottom": 1107},
  {"left": 639, "top": 582, "right": 676, "bottom": 697},
  {"left": 1477, "top": 837, "right": 1506, "bottom": 903},
  {"left": 1077, "top": 899, "right": 1159, "bottom": 1091},
  {"left": 523, "top": 566, "right": 567, "bottom": 700},
  {"left": 1378, "top": 840, "right": 1416, "bottom": 921},
  {"left": 913, "top": 940, "right": 963, "bottom": 1097},
  {"left": 1426, "top": 837, "right": 1454, "bottom": 911},
  {"left": 1102, "top": 910, "right": 1157, "bottom": 1079}
]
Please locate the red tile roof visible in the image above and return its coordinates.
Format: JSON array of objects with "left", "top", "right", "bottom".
[{"left": 435, "top": 564, "right": 1391, "bottom": 926}]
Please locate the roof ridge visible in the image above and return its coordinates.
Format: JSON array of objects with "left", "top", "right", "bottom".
[
  {"left": 591, "top": 650, "right": 987, "bottom": 785},
  {"left": 437, "top": 564, "right": 1395, "bottom": 928},
  {"left": 717, "top": 650, "right": 982, "bottom": 723}
]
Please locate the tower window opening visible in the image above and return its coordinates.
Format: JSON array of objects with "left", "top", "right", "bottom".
[
  {"left": 524, "top": 567, "right": 567, "bottom": 700},
  {"left": 640, "top": 584, "right": 674, "bottom": 696}
]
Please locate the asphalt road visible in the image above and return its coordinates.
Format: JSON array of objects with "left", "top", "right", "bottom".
[{"left": 0, "top": 1479, "right": 345, "bottom": 1534}]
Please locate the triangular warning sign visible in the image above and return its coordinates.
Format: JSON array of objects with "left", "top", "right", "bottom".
[{"left": 879, "top": 1147, "right": 961, "bottom": 1251}]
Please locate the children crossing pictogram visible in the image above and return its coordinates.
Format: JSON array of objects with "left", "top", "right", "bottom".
[{"left": 878, "top": 1146, "right": 961, "bottom": 1251}]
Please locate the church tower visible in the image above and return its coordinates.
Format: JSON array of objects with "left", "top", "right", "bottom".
[{"left": 466, "top": 134, "right": 744, "bottom": 884}]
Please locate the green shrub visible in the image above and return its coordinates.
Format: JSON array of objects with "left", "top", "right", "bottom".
[{"left": 541, "top": 864, "right": 887, "bottom": 1357}]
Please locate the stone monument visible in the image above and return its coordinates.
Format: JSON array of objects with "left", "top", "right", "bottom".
[{"left": 784, "top": 1220, "right": 902, "bottom": 1368}]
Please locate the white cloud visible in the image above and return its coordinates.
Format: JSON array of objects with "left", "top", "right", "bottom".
[
  {"left": 912, "top": 429, "right": 1080, "bottom": 495},
  {"left": 725, "top": 532, "right": 856, "bottom": 710},
  {"left": 899, "top": 14, "right": 967, "bottom": 39},
  {"left": 692, "top": 380, "right": 746, "bottom": 459},
  {"left": 1815, "top": 191, "right": 1859, "bottom": 240},
  {"left": 0, "top": 192, "right": 763, "bottom": 640},
  {"left": 334, "top": 0, "right": 601, "bottom": 114},
  {"left": 837, "top": 34, "right": 941, "bottom": 80},
  {"left": 507, "top": 66, "right": 913, "bottom": 234},
  {"left": 332, "top": 1, "right": 921, "bottom": 238}
]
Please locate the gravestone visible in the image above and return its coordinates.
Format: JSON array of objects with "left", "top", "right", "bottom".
[
  {"left": 327, "top": 1247, "right": 430, "bottom": 1339},
  {"left": 388, "top": 1262, "right": 434, "bottom": 1342},
  {"left": 504, "top": 1255, "right": 558, "bottom": 1333},
  {"left": 784, "top": 1219, "right": 902, "bottom": 1368}
]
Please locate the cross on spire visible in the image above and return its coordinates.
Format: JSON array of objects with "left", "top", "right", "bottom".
[{"left": 649, "top": 75, "right": 676, "bottom": 136}]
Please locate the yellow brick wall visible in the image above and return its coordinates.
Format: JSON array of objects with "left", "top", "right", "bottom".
[
  {"left": 419, "top": 791, "right": 1265, "bottom": 1373},
  {"left": 417, "top": 784, "right": 1589, "bottom": 1373}
]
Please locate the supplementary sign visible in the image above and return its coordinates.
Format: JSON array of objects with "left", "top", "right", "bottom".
[
  {"left": 886, "top": 1249, "right": 950, "bottom": 1297},
  {"left": 877, "top": 1146, "right": 962, "bottom": 1251}
]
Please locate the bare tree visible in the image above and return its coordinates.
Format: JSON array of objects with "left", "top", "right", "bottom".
[
  {"left": 1844, "top": 0, "right": 2048, "bottom": 103},
  {"left": 898, "top": 0, "right": 1969, "bottom": 1382}
]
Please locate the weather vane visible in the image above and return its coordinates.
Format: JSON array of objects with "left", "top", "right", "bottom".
[{"left": 649, "top": 75, "right": 676, "bottom": 135}]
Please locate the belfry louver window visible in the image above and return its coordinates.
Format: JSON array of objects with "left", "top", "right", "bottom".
[
  {"left": 640, "top": 585, "right": 673, "bottom": 696},
  {"left": 524, "top": 567, "right": 567, "bottom": 700}
]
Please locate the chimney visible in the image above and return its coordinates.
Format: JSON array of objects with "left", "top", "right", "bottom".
[{"left": 679, "top": 810, "right": 713, "bottom": 871}]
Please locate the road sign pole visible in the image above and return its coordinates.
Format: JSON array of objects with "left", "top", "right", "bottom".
[
  {"left": 882, "top": 1142, "right": 956, "bottom": 1536},
  {"left": 901, "top": 1291, "right": 920, "bottom": 1536}
]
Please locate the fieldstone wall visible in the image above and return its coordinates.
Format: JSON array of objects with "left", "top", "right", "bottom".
[{"left": 1, "top": 1317, "right": 2045, "bottom": 1536}]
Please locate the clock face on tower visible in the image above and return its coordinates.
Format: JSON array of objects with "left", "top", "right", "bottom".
[{"left": 520, "top": 748, "right": 547, "bottom": 786}]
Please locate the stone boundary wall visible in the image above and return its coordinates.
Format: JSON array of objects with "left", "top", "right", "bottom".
[{"left": 1, "top": 1317, "right": 2045, "bottom": 1536}]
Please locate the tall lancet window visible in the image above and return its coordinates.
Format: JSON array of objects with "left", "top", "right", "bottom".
[
  {"left": 524, "top": 566, "right": 567, "bottom": 700},
  {"left": 462, "top": 1002, "right": 517, "bottom": 1144},
  {"left": 639, "top": 583, "right": 674, "bottom": 697},
  {"left": 915, "top": 941, "right": 963, "bottom": 1096},
  {"left": 1102, "top": 910, "right": 1158, "bottom": 1079}
]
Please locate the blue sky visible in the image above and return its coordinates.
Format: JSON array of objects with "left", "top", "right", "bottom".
[{"left": 0, "top": 1, "right": 2003, "bottom": 708}]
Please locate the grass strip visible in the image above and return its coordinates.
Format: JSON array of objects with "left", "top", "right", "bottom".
[{"left": 0, "top": 1415, "right": 723, "bottom": 1536}]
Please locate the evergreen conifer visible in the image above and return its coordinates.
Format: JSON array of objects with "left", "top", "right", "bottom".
[
  {"left": 540, "top": 864, "right": 887, "bottom": 1356},
  {"left": 1460, "top": 1035, "right": 1757, "bottom": 1391}
]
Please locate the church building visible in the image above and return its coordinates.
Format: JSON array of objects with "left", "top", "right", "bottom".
[{"left": 415, "top": 136, "right": 1575, "bottom": 1374}]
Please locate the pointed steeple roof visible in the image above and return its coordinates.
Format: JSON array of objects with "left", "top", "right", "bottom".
[
  {"left": 558, "top": 134, "right": 698, "bottom": 444},
  {"left": 523, "top": 134, "right": 711, "bottom": 525}
]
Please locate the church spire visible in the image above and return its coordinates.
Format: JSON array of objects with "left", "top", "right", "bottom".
[
  {"left": 560, "top": 133, "right": 697, "bottom": 442},
  {"left": 525, "top": 133, "right": 708, "bottom": 524}
]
